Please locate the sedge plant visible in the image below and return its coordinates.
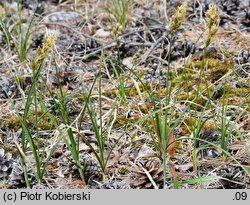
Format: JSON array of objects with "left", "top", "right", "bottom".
[
  {"left": 19, "top": 34, "right": 61, "bottom": 186},
  {"left": 120, "top": 1, "right": 189, "bottom": 188},
  {"left": 141, "top": 1, "right": 189, "bottom": 188},
  {"left": 51, "top": 57, "right": 86, "bottom": 183},
  {"left": 0, "top": 6, "right": 12, "bottom": 49},
  {"left": 0, "top": 0, "right": 37, "bottom": 61},
  {"left": 105, "top": 0, "right": 129, "bottom": 38},
  {"left": 16, "top": 0, "right": 35, "bottom": 62},
  {"left": 77, "top": 52, "right": 124, "bottom": 179},
  {"left": 104, "top": 0, "right": 130, "bottom": 103},
  {"left": 163, "top": 1, "right": 188, "bottom": 187},
  {"left": 191, "top": 4, "right": 220, "bottom": 174},
  {"left": 105, "top": 0, "right": 130, "bottom": 65}
]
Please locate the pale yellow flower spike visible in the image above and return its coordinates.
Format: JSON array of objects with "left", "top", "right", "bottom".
[
  {"left": 32, "top": 34, "right": 56, "bottom": 70},
  {"left": 206, "top": 5, "right": 219, "bottom": 30},
  {"left": 38, "top": 34, "right": 56, "bottom": 61},
  {"left": 170, "top": 0, "right": 189, "bottom": 32},
  {"left": 205, "top": 5, "right": 220, "bottom": 47},
  {"left": 43, "top": 34, "right": 56, "bottom": 51}
]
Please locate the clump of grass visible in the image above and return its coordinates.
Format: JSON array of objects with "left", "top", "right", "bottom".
[
  {"left": 0, "top": 6, "right": 12, "bottom": 48},
  {"left": 0, "top": 0, "right": 36, "bottom": 62},
  {"left": 144, "top": 1, "right": 188, "bottom": 188},
  {"left": 19, "top": 34, "right": 57, "bottom": 187},
  {"left": 16, "top": 0, "right": 35, "bottom": 62},
  {"left": 105, "top": 0, "right": 130, "bottom": 75},
  {"left": 77, "top": 54, "right": 122, "bottom": 180},
  {"left": 105, "top": 0, "right": 130, "bottom": 37},
  {"left": 104, "top": 1, "right": 130, "bottom": 102},
  {"left": 51, "top": 58, "right": 87, "bottom": 183},
  {"left": 191, "top": 4, "right": 220, "bottom": 174}
]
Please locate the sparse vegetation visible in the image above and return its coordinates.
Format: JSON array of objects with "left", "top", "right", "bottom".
[{"left": 0, "top": 0, "right": 249, "bottom": 189}]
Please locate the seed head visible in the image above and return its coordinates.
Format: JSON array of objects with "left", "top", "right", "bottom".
[
  {"left": 206, "top": 5, "right": 219, "bottom": 30},
  {"left": 32, "top": 34, "right": 56, "bottom": 70},
  {"left": 170, "top": 1, "right": 188, "bottom": 32},
  {"left": 37, "top": 33, "right": 56, "bottom": 60}
]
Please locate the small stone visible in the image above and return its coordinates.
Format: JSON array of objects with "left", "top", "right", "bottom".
[{"left": 95, "top": 29, "right": 110, "bottom": 38}]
